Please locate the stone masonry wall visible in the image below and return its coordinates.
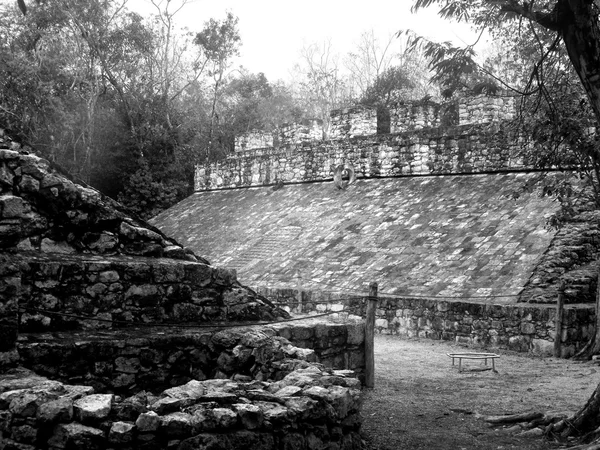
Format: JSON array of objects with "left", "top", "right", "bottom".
[
  {"left": 0, "top": 128, "right": 289, "bottom": 372},
  {"left": 458, "top": 94, "right": 515, "bottom": 125},
  {"left": 389, "top": 101, "right": 443, "bottom": 133},
  {"left": 17, "top": 322, "right": 365, "bottom": 395},
  {"left": 328, "top": 106, "right": 378, "bottom": 140},
  {"left": 196, "top": 124, "right": 525, "bottom": 190},
  {"left": 256, "top": 287, "right": 594, "bottom": 357},
  {"left": 16, "top": 253, "right": 288, "bottom": 333},
  {"left": 1, "top": 326, "right": 364, "bottom": 450},
  {"left": 235, "top": 131, "right": 274, "bottom": 152},
  {"left": 233, "top": 93, "right": 515, "bottom": 152}
]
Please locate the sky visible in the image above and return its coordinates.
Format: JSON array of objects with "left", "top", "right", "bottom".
[{"left": 127, "top": 0, "right": 482, "bottom": 82}]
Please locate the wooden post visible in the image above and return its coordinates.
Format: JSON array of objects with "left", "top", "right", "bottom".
[
  {"left": 296, "top": 271, "right": 303, "bottom": 314},
  {"left": 554, "top": 282, "right": 565, "bottom": 358},
  {"left": 365, "top": 282, "right": 378, "bottom": 388}
]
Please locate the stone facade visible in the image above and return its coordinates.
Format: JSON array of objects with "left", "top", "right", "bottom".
[
  {"left": 328, "top": 106, "right": 378, "bottom": 140},
  {"left": 389, "top": 101, "right": 443, "bottom": 133},
  {"left": 0, "top": 327, "right": 364, "bottom": 450},
  {"left": 458, "top": 93, "right": 515, "bottom": 125},
  {"left": 279, "top": 120, "right": 323, "bottom": 145},
  {"left": 232, "top": 93, "right": 515, "bottom": 152},
  {"left": 195, "top": 124, "right": 525, "bottom": 190},
  {"left": 235, "top": 131, "right": 274, "bottom": 152}
]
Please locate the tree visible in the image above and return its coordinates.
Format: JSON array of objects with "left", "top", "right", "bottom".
[
  {"left": 293, "top": 40, "right": 353, "bottom": 138},
  {"left": 193, "top": 12, "right": 241, "bottom": 160},
  {"left": 410, "top": 0, "right": 600, "bottom": 444},
  {"left": 346, "top": 29, "right": 434, "bottom": 102}
]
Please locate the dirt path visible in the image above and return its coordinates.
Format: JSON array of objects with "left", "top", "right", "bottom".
[{"left": 361, "top": 334, "right": 600, "bottom": 450}]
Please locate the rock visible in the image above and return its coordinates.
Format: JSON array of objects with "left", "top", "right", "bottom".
[
  {"left": 0, "top": 195, "right": 25, "bottom": 218},
  {"left": 73, "top": 394, "right": 113, "bottom": 422},
  {"left": 150, "top": 397, "right": 183, "bottom": 414},
  {"left": 136, "top": 411, "right": 161, "bottom": 432},
  {"left": 234, "top": 403, "right": 263, "bottom": 430},
  {"left": 48, "top": 422, "right": 105, "bottom": 450},
  {"left": 160, "top": 412, "right": 194, "bottom": 438},
  {"left": 108, "top": 421, "right": 135, "bottom": 444},
  {"left": 274, "top": 386, "right": 302, "bottom": 398},
  {"left": 212, "top": 407, "right": 238, "bottom": 429},
  {"left": 163, "top": 380, "right": 206, "bottom": 400},
  {"left": 37, "top": 397, "right": 74, "bottom": 423}
]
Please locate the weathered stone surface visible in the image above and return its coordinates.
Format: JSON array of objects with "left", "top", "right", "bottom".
[
  {"left": 152, "top": 173, "right": 555, "bottom": 303},
  {"left": 234, "top": 403, "right": 263, "bottom": 430},
  {"left": 108, "top": 421, "right": 135, "bottom": 444},
  {"left": 136, "top": 410, "right": 160, "bottom": 432},
  {"left": 0, "top": 324, "right": 365, "bottom": 450},
  {"left": 48, "top": 422, "right": 105, "bottom": 449},
  {"left": 37, "top": 397, "right": 73, "bottom": 423},
  {"left": 73, "top": 394, "right": 113, "bottom": 422}
]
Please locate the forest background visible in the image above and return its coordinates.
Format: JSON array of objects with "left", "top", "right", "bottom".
[{"left": 0, "top": 0, "right": 592, "bottom": 221}]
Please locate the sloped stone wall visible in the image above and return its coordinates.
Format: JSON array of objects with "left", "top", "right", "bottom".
[
  {"left": 0, "top": 128, "right": 289, "bottom": 372},
  {"left": 0, "top": 129, "right": 199, "bottom": 260},
  {"left": 521, "top": 210, "right": 600, "bottom": 304}
]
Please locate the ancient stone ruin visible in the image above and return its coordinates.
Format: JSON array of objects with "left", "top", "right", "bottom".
[
  {"left": 0, "top": 128, "right": 366, "bottom": 449},
  {"left": 153, "top": 91, "right": 600, "bottom": 357}
]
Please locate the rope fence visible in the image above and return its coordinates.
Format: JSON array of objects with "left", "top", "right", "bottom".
[
  {"left": 17, "top": 303, "right": 364, "bottom": 331},
  {"left": 16, "top": 276, "right": 572, "bottom": 389},
  {"left": 257, "top": 273, "right": 523, "bottom": 303}
]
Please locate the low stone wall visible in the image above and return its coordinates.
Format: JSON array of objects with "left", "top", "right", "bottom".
[
  {"left": 1, "top": 327, "right": 363, "bottom": 450},
  {"left": 17, "top": 321, "right": 365, "bottom": 394},
  {"left": 195, "top": 124, "right": 525, "bottom": 190},
  {"left": 16, "top": 252, "right": 288, "bottom": 334},
  {"left": 256, "top": 287, "right": 594, "bottom": 357}
]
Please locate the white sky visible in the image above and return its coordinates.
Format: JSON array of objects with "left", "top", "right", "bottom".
[{"left": 127, "top": 0, "right": 483, "bottom": 82}]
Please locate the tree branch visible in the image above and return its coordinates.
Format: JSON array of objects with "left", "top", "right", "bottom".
[{"left": 495, "top": 0, "right": 561, "bottom": 32}]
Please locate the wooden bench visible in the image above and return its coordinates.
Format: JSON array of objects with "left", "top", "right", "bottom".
[{"left": 447, "top": 352, "right": 500, "bottom": 372}]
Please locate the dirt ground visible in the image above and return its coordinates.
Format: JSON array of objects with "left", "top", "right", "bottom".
[{"left": 361, "top": 334, "right": 600, "bottom": 450}]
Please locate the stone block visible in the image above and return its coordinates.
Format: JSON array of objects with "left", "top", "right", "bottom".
[{"left": 73, "top": 394, "right": 113, "bottom": 422}]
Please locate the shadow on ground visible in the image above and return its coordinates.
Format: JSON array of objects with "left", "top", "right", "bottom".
[{"left": 361, "top": 334, "right": 600, "bottom": 450}]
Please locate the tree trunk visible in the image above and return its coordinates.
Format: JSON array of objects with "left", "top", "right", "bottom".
[
  {"left": 558, "top": 0, "right": 600, "bottom": 126},
  {"left": 543, "top": 3, "right": 600, "bottom": 439},
  {"left": 575, "top": 272, "right": 600, "bottom": 359}
]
